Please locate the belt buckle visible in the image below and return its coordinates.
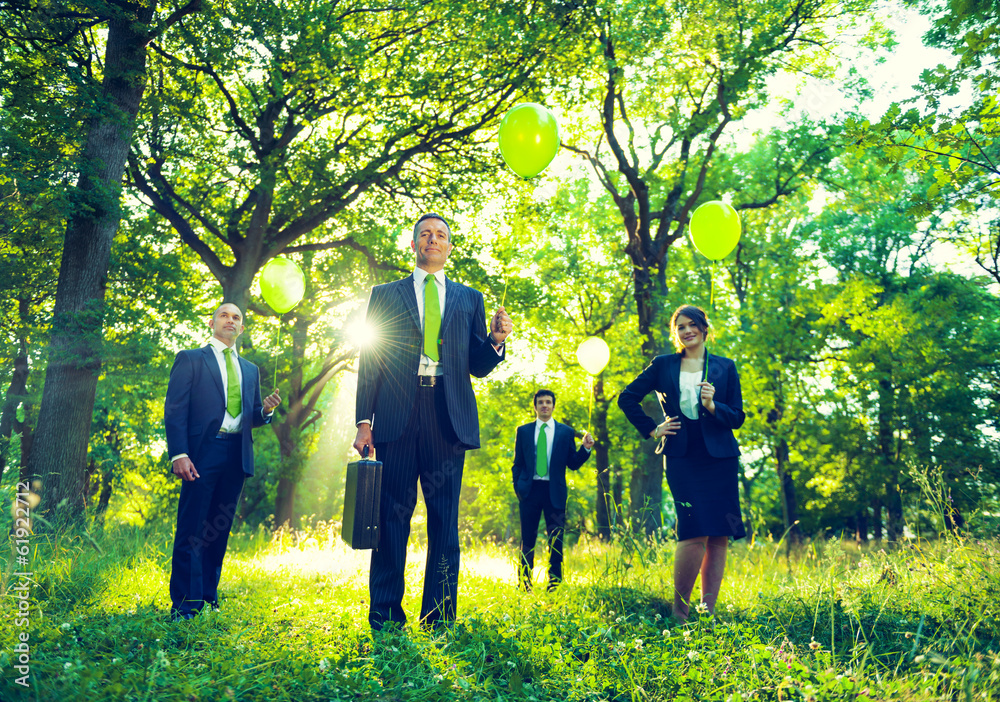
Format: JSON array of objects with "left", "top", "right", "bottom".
[{"left": 418, "top": 375, "right": 437, "bottom": 387}]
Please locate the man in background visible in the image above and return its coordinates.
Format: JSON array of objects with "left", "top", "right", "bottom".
[
  {"left": 511, "top": 389, "right": 594, "bottom": 591},
  {"left": 165, "top": 303, "right": 281, "bottom": 620}
]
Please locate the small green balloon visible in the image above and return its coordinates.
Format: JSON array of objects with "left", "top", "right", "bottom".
[
  {"left": 259, "top": 257, "right": 306, "bottom": 314},
  {"left": 498, "top": 103, "right": 560, "bottom": 179},
  {"left": 690, "top": 201, "right": 741, "bottom": 260}
]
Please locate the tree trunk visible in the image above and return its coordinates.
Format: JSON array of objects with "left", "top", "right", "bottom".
[
  {"left": 886, "top": 485, "right": 904, "bottom": 542},
  {"left": 0, "top": 329, "right": 29, "bottom": 476},
  {"left": 877, "top": 374, "right": 902, "bottom": 542},
  {"left": 776, "top": 437, "right": 800, "bottom": 543},
  {"left": 855, "top": 507, "right": 869, "bottom": 544},
  {"left": 95, "top": 466, "right": 114, "bottom": 520},
  {"left": 274, "top": 476, "right": 297, "bottom": 529},
  {"left": 630, "top": 392, "right": 664, "bottom": 536},
  {"left": 27, "top": 1, "right": 158, "bottom": 526},
  {"left": 871, "top": 497, "right": 883, "bottom": 542},
  {"left": 272, "top": 396, "right": 298, "bottom": 530},
  {"left": 17, "top": 403, "right": 35, "bottom": 488},
  {"left": 592, "top": 377, "right": 614, "bottom": 540}
]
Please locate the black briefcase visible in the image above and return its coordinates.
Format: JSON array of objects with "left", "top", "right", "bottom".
[{"left": 342, "top": 447, "right": 382, "bottom": 549}]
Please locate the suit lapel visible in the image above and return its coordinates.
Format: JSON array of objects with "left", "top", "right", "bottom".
[
  {"left": 395, "top": 275, "right": 420, "bottom": 330},
  {"left": 551, "top": 422, "right": 567, "bottom": 466},
  {"left": 705, "top": 352, "right": 722, "bottom": 383},
  {"left": 666, "top": 353, "right": 681, "bottom": 401},
  {"left": 239, "top": 356, "right": 254, "bottom": 411},
  {"left": 201, "top": 346, "right": 225, "bottom": 400},
  {"left": 441, "top": 278, "right": 461, "bottom": 335}
]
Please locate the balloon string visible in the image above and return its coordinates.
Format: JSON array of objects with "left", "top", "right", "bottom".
[
  {"left": 273, "top": 314, "right": 282, "bottom": 389},
  {"left": 709, "top": 262, "right": 716, "bottom": 310},
  {"left": 587, "top": 375, "right": 594, "bottom": 434},
  {"left": 501, "top": 271, "right": 508, "bottom": 308}
]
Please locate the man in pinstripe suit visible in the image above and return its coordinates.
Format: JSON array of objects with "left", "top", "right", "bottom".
[{"left": 353, "top": 213, "right": 513, "bottom": 630}]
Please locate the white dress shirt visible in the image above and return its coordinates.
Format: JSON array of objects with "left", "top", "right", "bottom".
[
  {"left": 208, "top": 337, "right": 245, "bottom": 432},
  {"left": 170, "top": 338, "right": 244, "bottom": 463},
  {"left": 533, "top": 418, "right": 555, "bottom": 482},
  {"left": 679, "top": 370, "right": 701, "bottom": 420}
]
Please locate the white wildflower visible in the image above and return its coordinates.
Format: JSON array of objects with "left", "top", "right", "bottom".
[
  {"left": 695, "top": 602, "right": 709, "bottom": 614},
  {"left": 60, "top": 623, "right": 71, "bottom": 631},
  {"left": 662, "top": 629, "right": 671, "bottom": 637},
  {"left": 319, "top": 658, "right": 329, "bottom": 672},
  {"left": 687, "top": 650, "right": 700, "bottom": 662}
]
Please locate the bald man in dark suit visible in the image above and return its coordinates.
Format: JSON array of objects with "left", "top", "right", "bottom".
[
  {"left": 165, "top": 303, "right": 281, "bottom": 620},
  {"left": 353, "top": 213, "right": 513, "bottom": 630}
]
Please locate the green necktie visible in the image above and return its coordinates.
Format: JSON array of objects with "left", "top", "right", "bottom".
[
  {"left": 536, "top": 423, "right": 548, "bottom": 477},
  {"left": 224, "top": 348, "right": 242, "bottom": 418},
  {"left": 424, "top": 273, "right": 441, "bottom": 361}
]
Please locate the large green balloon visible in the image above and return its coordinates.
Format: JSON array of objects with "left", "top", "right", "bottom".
[
  {"left": 259, "top": 257, "right": 305, "bottom": 314},
  {"left": 498, "top": 103, "right": 560, "bottom": 178},
  {"left": 690, "top": 201, "right": 742, "bottom": 260}
]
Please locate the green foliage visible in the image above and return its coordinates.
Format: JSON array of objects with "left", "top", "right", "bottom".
[{"left": 845, "top": 0, "right": 999, "bottom": 237}]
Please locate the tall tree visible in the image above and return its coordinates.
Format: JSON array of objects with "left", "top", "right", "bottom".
[
  {"left": 813, "top": 152, "right": 1000, "bottom": 540},
  {"left": 2, "top": 0, "right": 204, "bottom": 524},
  {"left": 847, "top": 0, "right": 1000, "bottom": 283},
  {"left": 560, "top": 0, "right": 880, "bottom": 533},
  {"left": 128, "top": 0, "right": 591, "bottom": 313}
]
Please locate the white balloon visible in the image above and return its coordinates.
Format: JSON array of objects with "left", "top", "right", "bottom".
[{"left": 576, "top": 337, "right": 610, "bottom": 375}]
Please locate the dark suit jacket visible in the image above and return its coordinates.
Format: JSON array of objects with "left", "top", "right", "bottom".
[
  {"left": 164, "top": 345, "right": 271, "bottom": 476},
  {"left": 511, "top": 421, "right": 591, "bottom": 510},
  {"left": 617, "top": 352, "right": 745, "bottom": 458},
  {"left": 355, "top": 274, "right": 504, "bottom": 449}
]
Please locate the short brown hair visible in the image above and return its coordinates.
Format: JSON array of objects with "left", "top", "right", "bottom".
[
  {"left": 669, "top": 305, "right": 709, "bottom": 351},
  {"left": 412, "top": 213, "right": 451, "bottom": 242}
]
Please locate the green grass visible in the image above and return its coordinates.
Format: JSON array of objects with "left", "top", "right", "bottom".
[{"left": 2, "top": 524, "right": 999, "bottom": 701}]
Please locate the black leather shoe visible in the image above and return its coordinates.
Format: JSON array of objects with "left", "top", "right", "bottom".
[
  {"left": 170, "top": 611, "right": 197, "bottom": 622},
  {"left": 206, "top": 600, "right": 220, "bottom": 611}
]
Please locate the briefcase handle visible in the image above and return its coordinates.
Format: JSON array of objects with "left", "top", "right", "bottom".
[{"left": 362, "top": 444, "right": 370, "bottom": 459}]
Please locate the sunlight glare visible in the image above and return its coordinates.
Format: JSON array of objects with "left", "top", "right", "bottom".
[{"left": 345, "top": 319, "right": 377, "bottom": 348}]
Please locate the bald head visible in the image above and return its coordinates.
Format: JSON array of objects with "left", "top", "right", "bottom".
[{"left": 209, "top": 303, "right": 244, "bottom": 347}]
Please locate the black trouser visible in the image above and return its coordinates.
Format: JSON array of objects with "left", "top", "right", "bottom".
[
  {"left": 519, "top": 479, "right": 566, "bottom": 590},
  {"left": 169, "top": 435, "right": 245, "bottom": 615},
  {"left": 369, "top": 382, "right": 466, "bottom": 629}
]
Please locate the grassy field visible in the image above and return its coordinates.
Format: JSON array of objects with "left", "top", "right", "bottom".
[{"left": 1, "top": 524, "right": 998, "bottom": 701}]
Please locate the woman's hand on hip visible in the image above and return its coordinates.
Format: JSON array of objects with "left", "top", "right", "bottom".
[{"left": 651, "top": 416, "right": 681, "bottom": 439}]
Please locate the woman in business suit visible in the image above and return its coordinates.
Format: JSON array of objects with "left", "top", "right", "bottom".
[{"left": 618, "top": 305, "right": 745, "bottom": 620}]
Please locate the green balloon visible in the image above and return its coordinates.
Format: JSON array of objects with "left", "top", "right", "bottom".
[
  {"left": 690, "top": 201, "right": 742, "bottom": 260},
  {"left": 259, "top": 257, "right": 305, "bottom": 313},
  {"left": 498, "top": 103, "right": 560, "bottom": 178}
]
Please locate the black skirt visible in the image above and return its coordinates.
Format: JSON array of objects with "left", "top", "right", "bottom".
[{"left": 665, "top": 416, "right": 746, "bottom": 541}]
